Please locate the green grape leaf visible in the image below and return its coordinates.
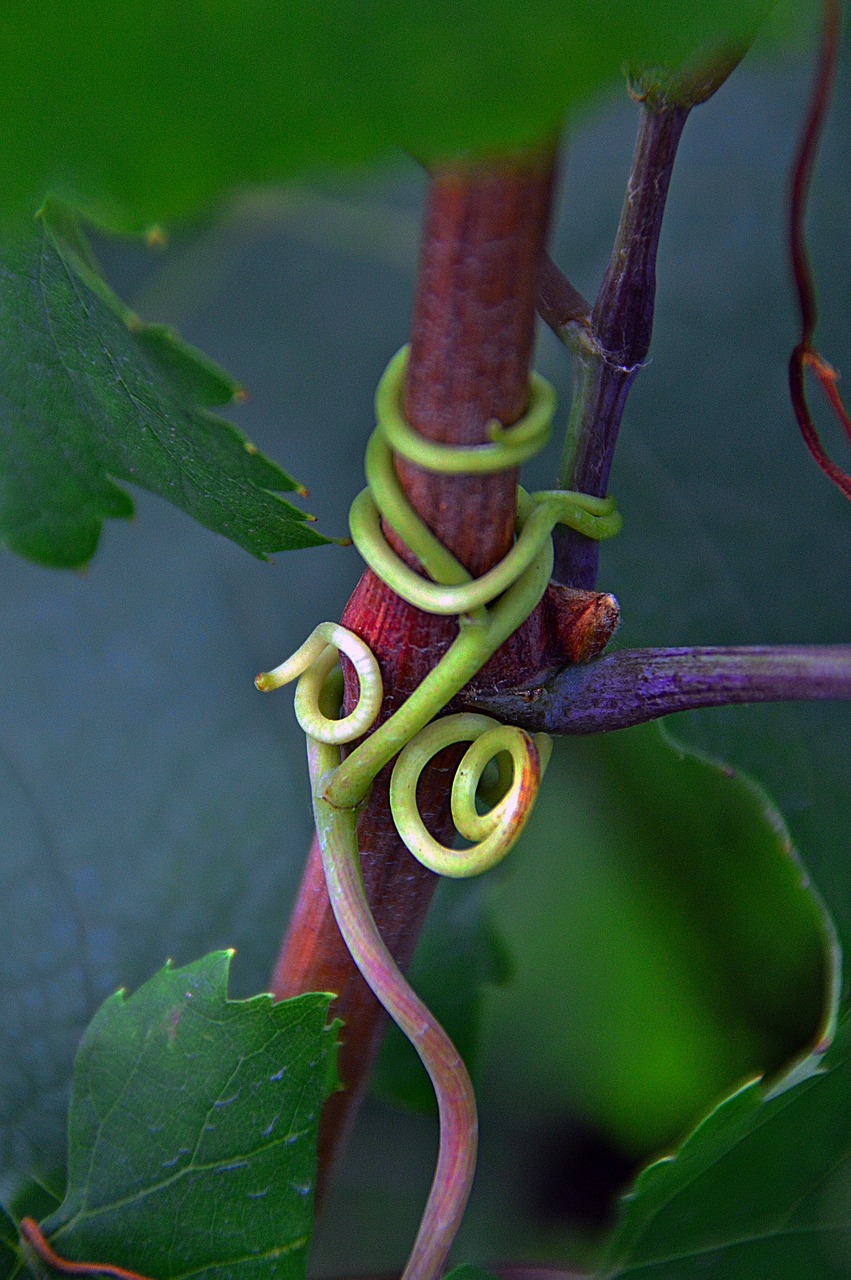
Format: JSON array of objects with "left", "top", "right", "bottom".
[
  {"left": 0, "top": 200, "right": 331, "bottom": 567},
  {"left": 30, "top": 953, "right": 337, "bottom": 1280},
  {"left": 600, "top": 1012, "right": 851, "bottom": 1279},
  {"left": 372, "top": 878, "right": 512, "bottom": 1113},
  {"left": 0, "top": 1, "right": 787, "bottom": 231}
]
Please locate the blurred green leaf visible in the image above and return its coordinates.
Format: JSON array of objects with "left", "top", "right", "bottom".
[
  {"left": 0, "top": 1207, "right": 18, "bottom": 1280},
  {"left": 486, "top": 722, "right": 839, "bottom": 1153},
  {"left": 600, "top": 1013, "right": 851, "bottom": 1279},
  {"left": 372, "top": 878, "right": 512, "bottom": 1113},
  {"left": 0, "top": 1, "right": 784, "bottom": 231},
  {"left": 0, "top": 199, "right": 330, "bottom": 567},
  {"left": 34, "top": 953, "right": 336, "bottom": 1280},
  {"left": 444, "top": 1267, "right": 501, "bottom": 1280}
]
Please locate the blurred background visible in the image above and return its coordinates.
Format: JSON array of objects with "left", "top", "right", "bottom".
[{"left": 1, "top": 27, "right": 850, "bottom": 1275}]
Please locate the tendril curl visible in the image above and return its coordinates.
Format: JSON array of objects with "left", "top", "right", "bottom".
[{"left": 256, "top": 345, "right": 620, "bottom": 1280}]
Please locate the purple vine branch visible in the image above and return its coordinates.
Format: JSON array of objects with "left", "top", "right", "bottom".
[
  {"left": 465, "top": 645, "right": 851, "bottom": 735},
  {"left": 540, "top": 55, "right": 745, "bottom": 590},
  {"left": 547, "top": 101, "right": 688, "bottom": 589}
]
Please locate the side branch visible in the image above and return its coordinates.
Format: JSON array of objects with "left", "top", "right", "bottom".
[
  {"left": 549, "top": 100, "right": 688, "bottom": 589},
  {"left": 545, "top": 51, "right": 745, "bottom": 588},
  {"left": 465, "top": 645, "right": 851, "bottom": 734}
]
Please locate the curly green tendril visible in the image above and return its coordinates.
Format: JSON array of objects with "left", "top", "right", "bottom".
[{"left": 256, "top": 345, "right": 620, "bottom": 1280}]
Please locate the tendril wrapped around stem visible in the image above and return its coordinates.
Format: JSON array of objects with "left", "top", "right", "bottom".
[{"left": 256, "top": 346, "right": 620, "bottom": 1280}]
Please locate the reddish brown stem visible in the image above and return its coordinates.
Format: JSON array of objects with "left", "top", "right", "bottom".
[{"left": 271, "top": 151, "right": 571, "bottom": 1188}]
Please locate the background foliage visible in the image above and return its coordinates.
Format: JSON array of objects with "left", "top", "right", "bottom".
[{"left": 0, "top": 10, "right": 849, "bottom": 1278}]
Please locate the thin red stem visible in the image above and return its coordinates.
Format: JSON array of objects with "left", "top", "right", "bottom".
[
  {"left": 18, "top": 1219, "right": 152, "bottom": 1280},
  {"left": 788, "top": 0, "right": 851, "bottom": 498}
]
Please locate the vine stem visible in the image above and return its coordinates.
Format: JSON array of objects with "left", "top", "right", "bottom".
[
  {"left": 268, "top": 151, "right": 606, "bottom": 1190},
  {"left": 256, "top": 342, "right": 617, "bottom": 1274},
  {"left": 465, "top": 644, "right": 851, "bottom": 733},
  {"left": 548, "top": 99, "right": 687, "bottom": 590},
  {"left": 18, "top": 1219, "right": 150, "bottom": 1280},
  {"left": 546, "top": 49, "right": 746, "bottom": 589}
]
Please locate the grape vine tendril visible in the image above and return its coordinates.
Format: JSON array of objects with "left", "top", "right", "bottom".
[{"left": 257, "top": 345, "right": 620, "bottom": 1280}]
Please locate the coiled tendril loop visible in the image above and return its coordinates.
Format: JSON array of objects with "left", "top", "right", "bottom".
[{"left": 390, "top": 713, "right": 554, "bottom": 877}]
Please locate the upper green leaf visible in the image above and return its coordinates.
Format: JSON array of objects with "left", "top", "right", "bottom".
[
  {"left": 0, "top": 1, "right": 782, "bottom": 231},
  {"left": 601, "top": 1013, "right": 851, "bottom": 1279},
  {"left": 31, "top": 953, "right": 337, "bottom": 1280},
  {"left": 0, "top": 200, "right": 331, "bottom": 567}
]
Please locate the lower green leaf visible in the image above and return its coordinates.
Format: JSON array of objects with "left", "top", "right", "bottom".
[
  {"left": 31, "top": 952, "right": 338, "bottom": 1280},
  {"left": 601, "top": 1012, "right": 851, "bottom": 1279}
]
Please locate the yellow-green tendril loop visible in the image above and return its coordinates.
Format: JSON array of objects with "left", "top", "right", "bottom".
[
  {"left": 256, "top": 621, "right": 382, "bottom": 745},
  {"left": 256, "top": 345, "right": 621, "bottom": 1280},
  {"left": 377, "top": 344, "right": 557, "bottom": 472},
  {"left": 390, "top": 713, "right": 553, "bottom": 877},
  {"left": 352, "top": 478, "right": 620, "bottom": 618}
]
